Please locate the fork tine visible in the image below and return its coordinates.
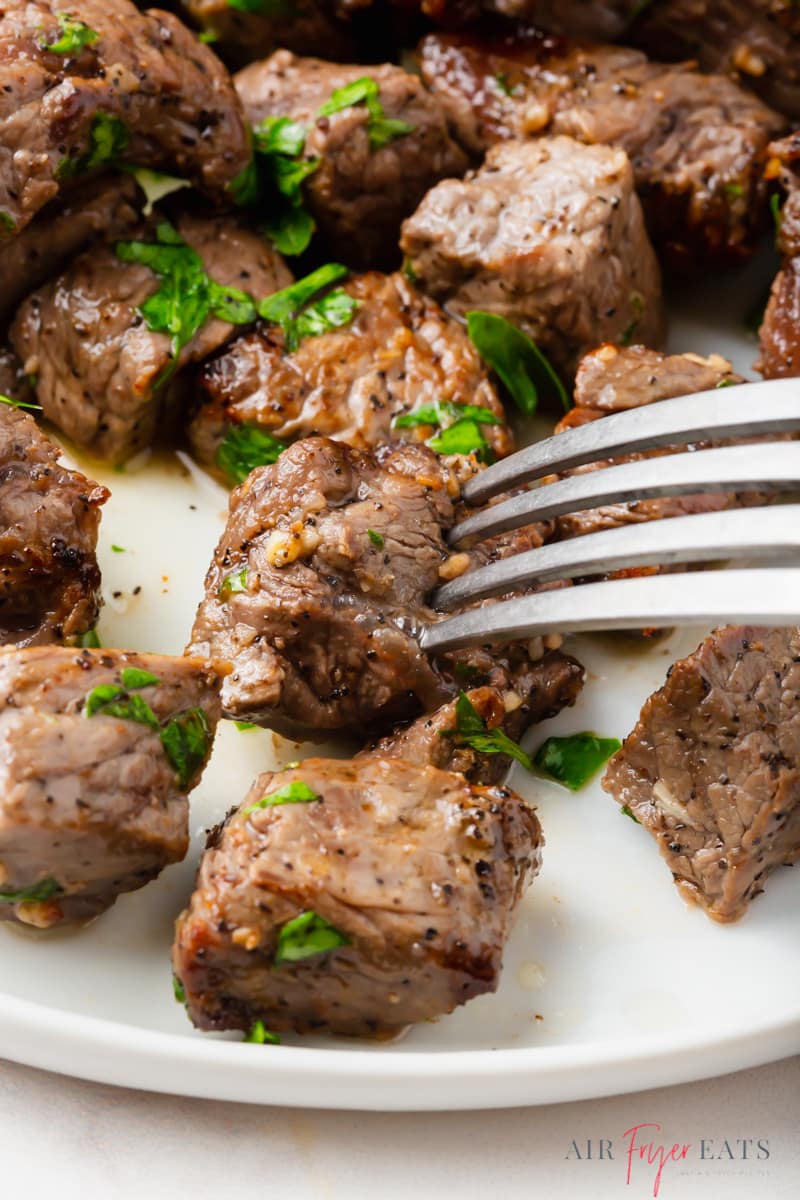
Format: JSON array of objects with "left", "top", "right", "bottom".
[
  {"left": 462, "top": 377, "right": 800, "bottom": 506},
  {"left": 435, "top": 504, "right": 800, "bottom": 609},
  {"left": 419, "top": 568, "right": 800, "bottom": 653},
  {"left": 450, "top": 441, "right": 800, "bottom": 546}
]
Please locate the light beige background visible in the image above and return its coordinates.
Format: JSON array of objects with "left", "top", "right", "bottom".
[{"left": 0, "top": 1055, "right": 797, "bottom": 1198}]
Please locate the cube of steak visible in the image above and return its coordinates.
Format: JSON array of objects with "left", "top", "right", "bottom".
[
  {"left": 0, "top": 646, "right": 221, "bottom": 928},
  {"left": 550, "top": 345, "right": 746, "bottom": 541},
  {"left": 190, "top": 270, "right": 513, "bottom": 481},
  {"left": 187, "top": 437, "right": 456, "bottom": 736},
  {"left": 0, "top": 406, "right": 107, "bottom": 645},
  {"left": 633, "top": 0, "right": 800, "bottom": 122},
  {"left": 0, "top": 173, "right": 143, "bottom": 323},
  {"left": 11, "top": 211, "right": 292, "bottom": 464},
  {"left": 0, "top": 0, "right": 251, "bottom": 238},
  {"left": 758, "top": 133, "right": 800, "bottom": 380},
  {"left": 179, "top": 0, "right": 357, "bottom": 68},
  {"left": 400, "top": 137, "right": 664, "bottom": 376},
  {"left": 418, "top": 33, "right": 784, "bottom": 270},
  {"left": 173, "top": 755, "right": 541, "bottom": 1036},
  {"left": 603, "top": 626, "right": 800, "bottom": 922},
  {"left": 368, "top": 650, "right": 584, "bottom": 784},
  {"left": 234, "top": 51, "right": 469, "bottom": 268}
]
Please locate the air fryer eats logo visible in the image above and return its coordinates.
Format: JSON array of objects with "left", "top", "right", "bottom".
[{"left": 565, "top": 1124, "right": 770, "bottom": 1196}]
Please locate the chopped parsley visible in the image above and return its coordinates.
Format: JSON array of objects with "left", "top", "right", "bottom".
[
  {"left": 115, "top": 221, "right": 257, "bottom": 384},
  {"left": 41, "top": 14, "right": 99, "bottom": 54},
  {"left": 160, "top": 708, "right": 212, "bottom": 790},
  {"left": 0, "top": 212, "right": 15, "bottom": 234},
  {"left": 0, "top": 392, "right": 41, "bottom": 412},
  {"left": 234, "top": 721, "right": 258, "bottom": 731},
  {"left": 245, "top": 780, "right": 320, "bottom": 813},
  {"left": 111, "top": 544, "right": 125, "bottom": 553},
  {"left": 621, "top": 804, "right": 641, "bottom": 824},
  {"left": 197, "top": 29, "right": 219, "bottom": 44},
  {"left": 395, "top": 399, "right": 501, "bottom": 460},
  {"left": 317, "top": 77, "right": 414, "bottom": 151},
  {"left": 0, "top": 878, "right": 63, "bottom": 905},
  {"left": 173, "top": 975, "right": 186, "bottom": 1004},
  {"left": 84, "top": 683, "right": 159, "bottom": 729},
  {"left": 228, "top": 0, "right": 292, "bottom": 12},
  {"left": 274, "top": 911, "right": 349, "bottom": 965},
  {"left": 77, "top": 629, "right": 101, "bottom": 649},
  {"left": 442, "top": 691, "right": 533, "bottom": 770},
  {"left": 252, "top": 116, "right": 320, "bottom": 256},
  {"left": 771, "top": 192, "right": 784, "bottom": 243},
  {"left": 244, "top": 1020, "right": 281, "bottom": 1045},
  {"left": 367, "top": 528, "right": 384, "bottom": 548},
  {"left": 257, "top": 263, "right": 358, "bottom": 352},
  {"left": 533, "top": 732, "right": 621, "bottom": 791},
  {"left": 218, "top": 567, "right": 249, "bottom": 598},
  {"left": 466, "top": 311, "right": 568, "bottom": 414},
  {"left": 620, "top": 293, "right": 646, "bottom": 347},
  {"left": 58, "top": 112, "right": 130, "bottom": 180},
  {"left": 494, "top": 73, "right": 518, "bottom": 97},
  {"left": 216, "top": 423, "right": 287, "bottom": 485},
  {"left": 119, "top": 666, "right": 161, "bottom": 690}
]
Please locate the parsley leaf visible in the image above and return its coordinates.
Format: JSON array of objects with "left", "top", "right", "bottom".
[
  {"left": 244, "top": 1020, "right": 281, "bottom": 1045},
  {"left": 173, "top": 975, "right": 186, "bottom": 1004},
  {"left": 466, "top": 311, "right": 568, "bottom": 414},
  {"left": 257, "top": 263, "right": 358, "bottom": 352},
  {"left": 58, "top": 113, "right": 130, "bottom": 181},
  {"left": 394, "top": 399, "right": 501, "bottom": 460},
  {"left": 534, "top": 732, "right": 622, "bottom": 791},
  {"left": 218, "top": 568, "right": 249, "bottom": 598},
  {"left": 317, "top": 77, "right": 414, "bottom": 151},
  {"left": 216, "top": 424, "right": 287, "bottom": 485},
  {"left": 228, "top": 0, "right": 292, "bottom": 12},
  {"left": 119, "top": 667, "right": 161, "bottom": 690},
  {"left": 367, "top": 528, "right": 384, "bottom": 548},
  {"left": 0, "top": 878, "right": 63, "bottom": 905},
  {"left": 160, "top": 708, "right": 212, "bottom": 790},
  {"left": 245, "top": 780, "right": 320, "bottom": 813},
  {"left": 84, "top": 684, "right": 159, "bottom": 729},
  {"left": 234, "top": 721, "right": 258, "bottom": 731},
  {"left": 41, "top": 14, "right": 98, "bottom": 54},
  {"left": 621, "top": 804, "right": 641, "bottom": 824},
  {"left": 115, "top": 222, "right": 257, "bottom": 381},
  {"left": 0, "top": 212, "right": 16, "bottom": 235},
  {"left": 274, "top": 911, "right": 349, "bottom": 965},
  {"left": 442, "top": 691, "right": 533, "bottom": 770},
  {"left": 77, "top": 629, "right": 101, "bottom": 648},
  {"left": 251, "top": 116, "right": 320, "bottom": 256},
  {"left": 0, "top": 392, "right": 41, "bottom": 412}
]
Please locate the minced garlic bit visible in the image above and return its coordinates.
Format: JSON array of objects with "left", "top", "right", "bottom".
[
  {"left": 502, "top": 689, "right": 523, "bottom": 713},
  {"left": 231, "top": 926, "right": 261, "bottom": 951},
  {"left": 733, "top": 44, "right": 766, "bottom": 77},
  {"left": 438, "top": 551, "right": 470, "bottom": 581},
  {"left": 15, "top": 900, "right": 63, "bottom": 928},
  {"left": 543, "top": 633, "right": 564, "bottom": 651},
  {"left": 264, "top": 524, "right": 321, "bottom": 568}
]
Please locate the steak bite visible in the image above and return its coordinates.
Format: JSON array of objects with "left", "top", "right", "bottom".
[
  {"left": 187, "top": 436, "right": 576, "bottom": 739},
  {"left": 0, "top": 0, "right": 251, "bottom": 238},
  {"left": 758, "top": 133, "right": 800, "bottom": 380},
  {"left": 178, "top": 0, "right": 357, "bottom": 68},
  {"left": 551, "top": 344, "right": 746, "bottom": 542},
  {"left": 11, "top": 212, "right": 292, "bottom": 465},
  {"left": 189, "top": 270, "right": 512, "bottom": 482},
  {"left": 0, "top": 173, "right": 143, "bottom": 323},
  {"left": 0, "top": 405, "right": 107, "bottom": 646},
  {"left": 400, "top": 137, "right": 664, "bottom": 376},
  {"left": 418, "top": 32, "right": 784, "bottom": 269},
  {"left": 603, "top": 626, "right": 800, "bottom": 922},
  {"left": 173, "top": 754, "right": 541, "bottom": 1037},
  {"left": 234, "top": 51, "right": 468, "bottom": 268},
  {"left": 0, "top": 646, "right": 221, "bottom": 928}
]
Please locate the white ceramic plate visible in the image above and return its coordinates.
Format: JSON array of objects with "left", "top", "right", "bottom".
[{"left": 1, "top": 249, "right": 798, "bottom": 1110}]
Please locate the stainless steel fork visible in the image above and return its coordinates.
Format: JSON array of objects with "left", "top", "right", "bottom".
[{"left": 420, "top": 378, "right": 800, "bottom": 653}]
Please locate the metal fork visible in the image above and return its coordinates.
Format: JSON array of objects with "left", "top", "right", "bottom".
[{"left": 419, "top": 378, "right": 800, "bottom": 653}]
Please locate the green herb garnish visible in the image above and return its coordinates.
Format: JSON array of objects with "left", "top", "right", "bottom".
[
  {"left": 466, "top": 311, "right": 568, "bottom": 414},
  {"left": 234, "top": 721, "right": 258, "bottom": 731},
  {"left": 111, "top": 544, "right": 125, "bottom": 553},
  {"left": 274, "top": 911, "right": 349, "bottom": 965},
  {"left": 115, "top": 221, "right": 257, "bottom": 382},
  {"left": 0, "top": 392, "right": 41, "bottom": 412},
  {"left": 216, "top": 424, "right": 287, "bottom": 485},
  {"left": 620, "top": 293, "right": 646, "bottom": 347},
  {"left": 160, "top": 708, "right": 212, "bottom": 790},
  {"left": 219, "top": 568, "right": 249, "bottom": 598},
  {"left": 442, "top": 691, "right": 533, "bottom": 769},
  {"left": 0, "top": 878, "right": 63, "bottom": 905},
  {"left": 253, "top": 116, "right": 320, "bottom": 256},
  {"left": 318, "top": 77, "right": 414, "bottom": 151},
  {"left": 41, "top": 13, "right": 99, "bottom": 54},
  {"left": 58, "top": 112, "right": 130, "bottom": 180},
  {"left": 494, "top": 73, "right": 517, "bottom": 97},
  {"left": 257, "top": 263, "right": 358, "bottom": 352},
  {"left": 621, "top": 804, "right": 641, "bottom": 824},
  {"left": 77, "top": 629, "right": 101, "bottom": 648},
  {"left": 244, "top": 1020, "right": 281, "bottom": 1045},
  {"left": 245, "top": 781, "right": 320, "bottom": 813},
  {"left": 367, "top": 528, "right": 384, "bottom": 548},
  {"left": 395, "top": 399, "right": 501, "bottom": 460},
  {"left": 228, "top": 0, "right": 292, "bottom": 12},
  {"left": 173, "top": 975, "right": 186, "bottom": 1004},
  {"left": 534, "top": 732, "right": 621, "bottom": 791},
  {"left": 0, "top": 212, "right": 15, "bottom": 234},
  {"left": 120, "top": 666, "right": 161, "bottom": 690},
  {"left": 197, "top": 29, "right": 219, "bottom": 44}
]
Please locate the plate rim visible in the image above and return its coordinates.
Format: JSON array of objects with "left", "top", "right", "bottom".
[{"left": 2, "top": 991, "right": 797, "bottom": 1110}]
